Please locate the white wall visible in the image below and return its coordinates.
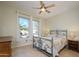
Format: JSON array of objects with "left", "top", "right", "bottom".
[
  {"left": 0, "top": 4, "right": 2, "bottom": 36},
  {"left": 0, "top": 7, "right": 1, "bottom": 35},
  {"left": 46, "top": 8, "right": 79, "bottom": 35},
  {"left": 41, "top": 19, "right": 49, "bottom": 36},
  {"left": 0, "top": 4, "right": 43, "bottom": 48},
  {"left": 0, "top": 4, "right": 18, "bottom": 48}
]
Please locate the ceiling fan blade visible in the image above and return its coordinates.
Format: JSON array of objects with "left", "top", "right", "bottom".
[
  {"left": 32, "top": 7, "right": 40, "bottom": 9},
  {"left": 46, "top": 10, "right": 50, "bottom": 13},
  {"left": 45, "top": 4, "right": 55, "bottom": 9},
  {"left": 40, "top": 1, "right": 45, "bottom": 8},
  {"left": 39, "top": 11, "right": 42, "bottom": 14}
]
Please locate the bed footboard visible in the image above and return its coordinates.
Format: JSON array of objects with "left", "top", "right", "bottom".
[{"left": 33, "top": 36, "right": 53, "bottom": 57}]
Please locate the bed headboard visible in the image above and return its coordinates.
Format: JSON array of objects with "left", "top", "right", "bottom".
[{"left": 50, "top": 30, "right": 67, "bottom": 38}]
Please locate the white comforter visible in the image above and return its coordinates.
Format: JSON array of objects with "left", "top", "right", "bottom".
[
  {"left": 53, "top": 37, "right": 67, "bottom": 56},
  {"left": 41, "top": 36, "right": 67, "bottom": 56}
]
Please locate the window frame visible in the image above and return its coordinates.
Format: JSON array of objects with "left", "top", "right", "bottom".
[
  {"left": 32, "top": 20, "right": 40, "bottom": 36},
  {"left": 18, "top": 16, "right": 30, "bottom": 38}
]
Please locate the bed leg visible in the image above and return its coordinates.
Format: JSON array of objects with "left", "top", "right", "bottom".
[
  {"left": 33, "top": 36, "right": 35, "bottom": 48},
  {"left": 33, "top": 43, "right": 35, "bottom": 48},
  {"left": 51, "top": 37, "right": 53, "bottom": 57}
]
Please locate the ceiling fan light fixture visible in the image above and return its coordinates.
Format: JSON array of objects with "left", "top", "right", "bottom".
[
  {"left": 41, "top": 8, "right": 45, "bottom": 12},
  {"left": 33, "top": 1, "right": 55, "bottom": 14}
]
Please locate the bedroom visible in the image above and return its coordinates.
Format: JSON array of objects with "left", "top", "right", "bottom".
[{"left": 0, "top": 1, "right": 79, "bottom": 57}]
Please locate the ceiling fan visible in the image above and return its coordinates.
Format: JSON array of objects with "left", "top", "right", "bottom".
[{"left": 33, "top": 1, "right": 55, "bottom": 14}]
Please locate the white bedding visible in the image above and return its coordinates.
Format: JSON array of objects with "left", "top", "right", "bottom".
[{"left": 47, "top": 34, "right": 67, "bottom": 56}]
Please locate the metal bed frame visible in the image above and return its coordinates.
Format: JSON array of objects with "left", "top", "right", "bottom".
[
  {"left": 33, "top": 36, "right": 53, "bottom": 57},
  {"left": 33, "top": 30, "right": 67, "bottom": 57}
]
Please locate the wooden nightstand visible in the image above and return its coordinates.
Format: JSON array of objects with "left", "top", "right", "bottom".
[{"left": 68, "top": 40, "right": 79, "bottom": 52}]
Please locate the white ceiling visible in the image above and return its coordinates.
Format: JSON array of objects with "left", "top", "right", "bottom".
[{"left": 1, "top": 1, "right": 79, "bottom": 19}]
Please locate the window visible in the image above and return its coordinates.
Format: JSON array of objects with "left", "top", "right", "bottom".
[
  {"left": 19, "top": 17, "right": 29, "bottom": 38},
  {"left": 33, "top": 20, "right": 39, "bottom": 36}
]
